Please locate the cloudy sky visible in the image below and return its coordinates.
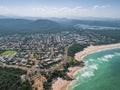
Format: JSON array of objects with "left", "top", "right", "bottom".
[{"left": 0, "top": 0, "right": 120, "bottom": 18}]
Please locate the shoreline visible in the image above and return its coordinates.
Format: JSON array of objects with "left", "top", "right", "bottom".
[{"left": 52, "top": 43, "right": 120, "bottom": 90}]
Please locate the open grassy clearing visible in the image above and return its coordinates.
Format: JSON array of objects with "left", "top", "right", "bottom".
[{"left": 1, "top": 50, "right": 17, "bottom": 56}]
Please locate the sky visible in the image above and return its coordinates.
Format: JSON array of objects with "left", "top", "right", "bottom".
[{"left": 0, "top": 0, "right": 120, "bottom": 18}]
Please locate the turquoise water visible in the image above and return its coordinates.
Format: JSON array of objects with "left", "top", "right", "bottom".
[{"left": 68, "top": 48, "right": 120, "bottom": 90}]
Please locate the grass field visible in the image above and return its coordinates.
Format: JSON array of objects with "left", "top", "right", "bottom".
[{"left": 1, "top": 50, "right": 17, "bottom": 56}]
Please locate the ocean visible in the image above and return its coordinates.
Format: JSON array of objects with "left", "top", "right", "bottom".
[{"left": 68, "top": 47, "right": 120, "bottom": 90}]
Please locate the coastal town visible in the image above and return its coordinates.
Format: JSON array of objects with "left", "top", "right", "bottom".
[
  {"left": 0, "top": 31, "right": 112, "bottom": 68},
  {"left": 0, "top": 31, "right": 116, "bottom": 90},
  {"left": 0, "top": 0, "right": 120, "bottom": 90}
]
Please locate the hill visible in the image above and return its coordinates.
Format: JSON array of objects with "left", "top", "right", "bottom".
[
  {"left": 0, "top": 19, "right": 66, "bottom": 35},
  {"left": 0, "top": 18, "right": 120, "bottom": 35}
]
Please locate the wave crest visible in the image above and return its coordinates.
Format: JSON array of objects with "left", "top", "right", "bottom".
[{"left": 81, "top": 71, "right": 94, "bottom": 78}]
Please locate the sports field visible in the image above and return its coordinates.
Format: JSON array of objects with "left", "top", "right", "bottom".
[{"left": 1, "top": 50, "right": 17, "bottom": 56}]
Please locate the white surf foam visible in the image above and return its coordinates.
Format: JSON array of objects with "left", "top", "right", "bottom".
[
  {"left": 89, "top": 59, "right": 94, "bottom": 61},
  {"left": 114, "top": 52, "right": 120, "bottom": 56},
  {"left": 104, "top": 54, "right": 114, "bottom": 59},
  {"left": 76, "top": 63, "right": 98, "bottom": 79},
  {"left": 81, "top": 71, "right": 94, "bottom": 78},
  {"left": 98, "top": 54, "right": 114, "bottom": 62},
  {"left": 89, "top": 64, "right": 98, "bottom": 70}
]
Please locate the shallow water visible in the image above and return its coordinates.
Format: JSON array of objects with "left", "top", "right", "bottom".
[{"left": 68, "top": 48, "right": 120, "bottom": 90}]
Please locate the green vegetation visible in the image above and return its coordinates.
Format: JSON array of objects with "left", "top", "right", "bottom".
[
  {"left": 21, "top": 80, "right": 32, "bottom": 90},
  {"left": 0, "top": 18, "right": 120, "bottom": 35},
  {"left": 1, "top": 50, "right": 17, "bottom": 56},
  {"left": 43, "top": 70, "right": 69, "bottom": 90},
  {"left": 91, "top": 30, "right": 120, "bottom": 44},
  {"left": 0, "top": 19, "right": 70, "bottom": 35},
  {"left": 68, "top": 44, "right": 88, "bottom": 57},
  {"left": 0, "top": 67, "right": 31, "bottom": 90},
  {"left": 68, "top": 57, "right": 78, "bottom": 64},
  {"left": 43, "top": 44, "right": 87, "bottom": 90},
  {"left": 66, "top": 44, "right": 86, "bottom": 67}
]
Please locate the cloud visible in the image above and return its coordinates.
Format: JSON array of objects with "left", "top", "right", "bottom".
[
  {"left": 0, "top": 5, "right": 119, "bottom": 18},
  {"left": 0, "top": 6, "right": 9, "bottom": 11},
  {"left": 93, "top": 5, "right": 111, "bottom": 9},
  {"left": 0, "top": 6, "right": 87, "bottom": 18},
  {"left": 31, "top": 6, "right": 87, "bottom": 17}
]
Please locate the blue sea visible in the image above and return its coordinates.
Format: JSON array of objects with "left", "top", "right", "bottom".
[{"left": 68, "top": 47, "right": 120, "bottom": 90}]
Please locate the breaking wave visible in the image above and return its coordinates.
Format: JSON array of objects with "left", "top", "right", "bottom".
[
  {"left": 81, "top": 71, "right": 94, "bottom": 78},
  {"left": 98, "top": 52, "right": 120, "bottom": 62}
]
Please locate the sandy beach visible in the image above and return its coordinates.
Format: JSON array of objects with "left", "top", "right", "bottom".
[{"left": 52, "top": 43, "right": 120, "bottom": 90}]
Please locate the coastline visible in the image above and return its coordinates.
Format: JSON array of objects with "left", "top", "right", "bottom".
[{"left": 52, "top": 43, "right": 120, "bottom": 90}]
